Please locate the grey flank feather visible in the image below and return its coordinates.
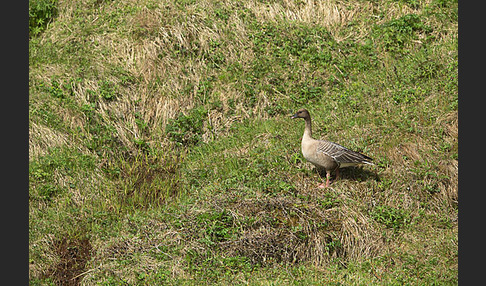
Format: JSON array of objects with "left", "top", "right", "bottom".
[{"left": 316, "top": 140, "right": 374, "bottom": 165}]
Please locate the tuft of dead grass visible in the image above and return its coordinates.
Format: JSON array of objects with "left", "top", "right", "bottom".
[
  {"left": 182, "top": 192, "right": 385, "bottom": 267},
  {"left": 338, "top": 199, "right": 383, "bottom": 260},
  {"left": 81, "top": 215, "right": 188, "bottom": 284},
  {"left": 245, "top": 0, "right": 418, "bottom": 42},
  {"left": 29, "top": 122, "right": 71, "bottom": 161}
]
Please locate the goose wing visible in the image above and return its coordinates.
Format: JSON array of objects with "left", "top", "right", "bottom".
[{"left": 316, "top": 140, "right": 373, "bottom": 166}]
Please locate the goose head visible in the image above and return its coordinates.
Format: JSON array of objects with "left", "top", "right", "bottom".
[{"left": 291, "top": 108, "right": 310, "bottom": 120}]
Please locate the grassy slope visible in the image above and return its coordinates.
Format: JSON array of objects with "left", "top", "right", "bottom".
[{"left": 29, "top": 0, "right": 457, "bottom": 284}]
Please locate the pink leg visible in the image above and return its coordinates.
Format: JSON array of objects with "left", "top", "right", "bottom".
[
  {"left": 326, "top": 171, "right": 331, "bottom": 187},
  {"left": 335, "top": 168, "right": 340, "bottom": 181},
  {"left": 318, "top": 171, "right": 331, "bottom": 188}
]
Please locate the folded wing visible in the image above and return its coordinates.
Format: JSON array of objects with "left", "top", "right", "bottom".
[{"left": 316, "top": 140, "right": 373, "bottom": 167}]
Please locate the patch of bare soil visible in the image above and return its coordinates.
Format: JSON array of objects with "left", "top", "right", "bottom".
[{"left": 44, "top": 237, "right": 92, "bottom": 286}]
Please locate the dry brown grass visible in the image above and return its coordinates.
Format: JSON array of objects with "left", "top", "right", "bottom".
[
  {"left": 221, "top": 196, "right": 342, "bottom": 265},
  {"left": 245, "top": 0, "right": 421, "bottom": 43},
  {"left": 81, "top": 215, "right": 189, "bottom": 284},
  {"left": 29, "top": 122, "right": 72, "bottom": 160},
  {"left": 173, "top": 181, "right": 386, "bottom": 269},
  {"left": 31, "top": 0, "right": 451, "bottom": 163}
]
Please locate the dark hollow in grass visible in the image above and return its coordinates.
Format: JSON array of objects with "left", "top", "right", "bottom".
[{"left": 44, "top": 237, "right": 92, "bottom": 286}]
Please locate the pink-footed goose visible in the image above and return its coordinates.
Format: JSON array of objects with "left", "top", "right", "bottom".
[{"left": 291, "top": 108, "right": 374, "bottom": 188}]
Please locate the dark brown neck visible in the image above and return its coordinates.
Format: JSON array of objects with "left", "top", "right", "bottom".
[{"left": 303, "top": 117, "right": 312, "bottom": 139}]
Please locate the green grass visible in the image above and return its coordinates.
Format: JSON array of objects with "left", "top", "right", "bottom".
[{"left": 29, "top": 0, "right": 457, "bottom": 284}]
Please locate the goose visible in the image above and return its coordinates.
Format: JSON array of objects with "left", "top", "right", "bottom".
[{"left": 291, "top": 108, "right": 374, "bottom": 188}]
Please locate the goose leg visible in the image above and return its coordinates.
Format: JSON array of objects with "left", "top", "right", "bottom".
[
  {"left": 318, "top": 171, "right": 331, "bottom": 188},
  {"left": 335, "top": 168, "right": 340, "bottom": 181}
]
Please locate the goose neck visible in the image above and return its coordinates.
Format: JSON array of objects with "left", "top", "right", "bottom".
[{"left": 303, "top": 117, "right": 312, "bottom": 139}]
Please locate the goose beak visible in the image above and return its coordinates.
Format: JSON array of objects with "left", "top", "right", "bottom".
[{"left": 291, "top": 113, "right": 298, "bottom": 119}]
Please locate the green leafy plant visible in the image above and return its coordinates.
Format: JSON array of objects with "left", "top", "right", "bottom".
[
  {"left": 197, "top": 209, "right": 238, "bottom": 244},
  {"left": 98, "top": 80, "right": 117, "bottom": 100},
  {"left": 376, "top": 14, "right": 432, "bottom": 53},
  {"left": 29, "top": 0, "right": 58, "bottom": 37},
  {"left": 166, "top": 106, "right": 208, "bottom": 146},
  {"left": 372, "top": 205, "right": 410, "bottom": 229},
  {"left": 29, "top": 147, "right": 96, "bottom": 201},
  {"left": 46, "top": 79, "right": 65, "bottom": 98}
]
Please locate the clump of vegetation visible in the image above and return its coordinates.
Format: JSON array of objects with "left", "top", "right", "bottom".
[
  {"left": 371, "top": 205, "right": 411, "bottom": 229},
  {"left": 375, "top": 13, "right": 432, "bottom": 53},
  {"left": 29, "top": 0, "right": 58, "bottom": 37},
  {"left": 114, "top": 151, "right": 182, "bottom": 209},
  {"left": 166, "top": 106, "right": 208, "bottom": 146}
]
